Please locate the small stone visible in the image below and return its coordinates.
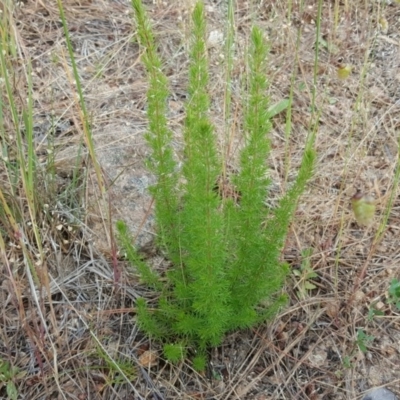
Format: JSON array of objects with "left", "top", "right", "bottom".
[
  {"left": 354, "top": 290, "right": 365, "bottom": 303},
  {"left": 207, "top": 30, "right": 223, "bottom": 48},
  {"left": 375, "top": 301, "right": 385, "bottom": 310},
  {"left": 363, "top": 388, "right": 399, "bottom": 400}
]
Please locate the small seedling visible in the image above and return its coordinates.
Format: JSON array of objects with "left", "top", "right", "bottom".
[
  {"left": 356, "top": 328, "right": 374, "bottom": 353},
  {"left": 367, "top": 303, "right": 384, "bottom": 321},
  {"left": 293, "top": 248, "right": 318, "bottom": 299},
  {"left": 342, "top": 355, "right": 353, "bottom": 369},
  {"left": 0, "top": 359, "right": 25, "bottom": 400},
  {"left": 387, "top": 279, "right": 400, "bottom": 310},
  {"left": 340, "top": 328, "right": 374, "bottom": 370}
]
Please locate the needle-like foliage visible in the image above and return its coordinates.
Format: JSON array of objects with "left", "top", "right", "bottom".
[{"left": 117, "top": 0, "right": 315, "bottom": 367}]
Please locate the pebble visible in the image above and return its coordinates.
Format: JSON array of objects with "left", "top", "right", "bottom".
[{"left": 363, "top": 388, "right": 399, "bottom": 400}]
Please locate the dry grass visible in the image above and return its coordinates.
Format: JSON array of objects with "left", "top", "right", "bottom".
[{"left": 1, "top": 0, "right": 400, "bottom": 399}]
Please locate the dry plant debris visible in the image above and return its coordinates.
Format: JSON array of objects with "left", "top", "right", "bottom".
[{"left": 1, "top": 0, "right": 400, "bottom": 399}]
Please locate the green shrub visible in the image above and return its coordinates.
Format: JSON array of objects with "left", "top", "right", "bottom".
[{"left": 117, "top": 0, "right": 315, "bottom": 366}]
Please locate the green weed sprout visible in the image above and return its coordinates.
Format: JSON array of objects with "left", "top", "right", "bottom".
[
  {"left": 356, "top": 329, "right": 374, "bottom": 353},
  {"left": 293, "top": 248, "right": 318, "bottom": 299},
  {"left": 0, "top": 359, "right": 25, "bottom": 400},
  {"left": 388, "top": 279, "right": 400, "bottom": 310},
  {"left": 117, "top": 0, "right": 315, "bottom": 367}
]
